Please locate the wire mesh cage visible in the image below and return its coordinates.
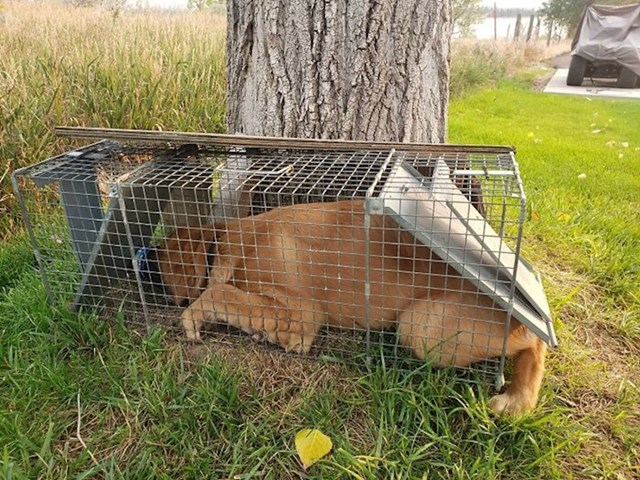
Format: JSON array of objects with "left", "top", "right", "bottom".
[{"left": 12, "top": 132, "right": 556, "bottom": 387}]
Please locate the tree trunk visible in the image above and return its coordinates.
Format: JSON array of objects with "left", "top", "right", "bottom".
[{"left": 227, "top": 0, "right": 451, "bottom": 143}]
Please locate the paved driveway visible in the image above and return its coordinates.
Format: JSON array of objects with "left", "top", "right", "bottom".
[
  {"left": 545, "top": 69, "right": 640, "bottom": 99},
  {"left": 544, "top": 53, "right": 640, "bottom": 99}
]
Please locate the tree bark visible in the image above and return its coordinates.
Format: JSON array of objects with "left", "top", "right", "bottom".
[{"left": 227, "top": 0, "right": 451, "bottom": 143}]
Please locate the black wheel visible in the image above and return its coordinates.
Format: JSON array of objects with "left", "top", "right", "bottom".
[
  {"left": 567, "top": 55, "right": 587, "bottom": 86},
  {"left": 617, "top": 67, "right": 638, "bottom": 88}
]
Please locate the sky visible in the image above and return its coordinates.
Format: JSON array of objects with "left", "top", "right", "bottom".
[
  {"left": 482, "top": 0, "right": 544, "bottom": 8},
  {"left": 140, "top": 0, "right": 546, "bottom": 11}
]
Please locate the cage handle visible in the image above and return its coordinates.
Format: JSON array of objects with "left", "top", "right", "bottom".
[{"left": 214, "top": 163, "right": 294, "bottom": 176}]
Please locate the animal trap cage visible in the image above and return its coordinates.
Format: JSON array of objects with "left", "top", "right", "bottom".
[{"left": 12, "top": 129, "right": 556, "bottom": 387}]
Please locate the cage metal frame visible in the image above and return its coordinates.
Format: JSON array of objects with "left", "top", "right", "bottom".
[{"left": 12, "top": 130, "right": 556, "bottom": 389}]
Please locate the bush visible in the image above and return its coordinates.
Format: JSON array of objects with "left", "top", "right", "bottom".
[{"left": 450, "top": 39, "right": 570, "bottom": 98}]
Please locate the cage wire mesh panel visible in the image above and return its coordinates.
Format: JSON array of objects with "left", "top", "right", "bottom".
[{"left": 13, "top": 137, "right": 556, "bottom": 386}]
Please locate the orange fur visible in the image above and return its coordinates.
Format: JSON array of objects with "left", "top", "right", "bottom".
[{"left": 157, "top": 200, "right": 546, "bottom": 415}]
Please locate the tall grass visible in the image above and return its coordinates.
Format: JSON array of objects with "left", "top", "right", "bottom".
[
  {"left": 0, "top": 1, "right": 227, "bottom": 236},
  {"left": 450, "top": 39, "right": 569, "bottom": 98}
]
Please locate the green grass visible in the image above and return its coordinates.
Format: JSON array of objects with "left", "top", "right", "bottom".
[
  {"left": 0, "top": 262, "right": 579, "bottom": 479},
  {"left": 450, "top": 78, "right": 640, "bottom": 478},
  {"left": 450, "top": 79, "right": 640, "bottom": 312},
  {"left": 2, "top": 80, "right": 638, "bottom": 477},
  {"left": 2, "top": 3, "right": 640, "bottom": 478}
]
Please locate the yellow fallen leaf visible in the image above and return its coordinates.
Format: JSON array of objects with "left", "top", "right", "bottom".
[
  {"left": 527, "top": 131, "right": 534, "bottom": 138},
  {"left": 295, "top": 429, "right": 332, "bottom": 469}
]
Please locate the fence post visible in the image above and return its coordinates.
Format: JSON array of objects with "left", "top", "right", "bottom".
[
  {"left": 514, "top": 13, "right": 522, "bottom": 42},
  {"left": 526, "top": 15, "right": 535, "bottom": 42}
]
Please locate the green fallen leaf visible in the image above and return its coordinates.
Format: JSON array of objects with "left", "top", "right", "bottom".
[{"left": 295, "top": 429, "right": 332, "bottom": 469}]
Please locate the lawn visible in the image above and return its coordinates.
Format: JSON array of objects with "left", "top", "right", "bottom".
[
  {"left": 450, "top": 81, "right": 640, "bottom": 477},
  {"left": 2, "top": 3, "right": 640, "bottom": 479}
]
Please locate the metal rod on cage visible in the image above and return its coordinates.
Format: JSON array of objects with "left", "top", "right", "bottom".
[
  {"left": 495, "top": 152, "right": 527, "bottom": 390},
  {"left": 451, "top": 169, "right": 515, "bottom": 177},
  {"left": 498, "top": 177, "right": 509, "bottom": 238},
  {"left": 115, "top": 182, "right": 153, "bottom": 335},
  {"left": 215, "top": 163, "right": 294, "bottom": 176},
  {"left": 54, "top": 126, "right": 516, "bottom": 155},
  {"left": 11, "top": 171, "right": 55, "bottom": 305},
  {"left": 363, "top": 206, "right": 372, "bottom": 365},
  {"left": 364, "top": 149, "right": 397, "bottom": 364}
]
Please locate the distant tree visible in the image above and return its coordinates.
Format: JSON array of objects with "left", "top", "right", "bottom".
[
  {"left": 539, "top": 0, "right": 629, "bottom": 37},
  {"left": 188, "top": 0, "right": 213, "bottom": 10},
  {"left": 103, "top": 0, "right": 126, "bottom": 17},
  {"left": 452, "top": 0, "right": 485, "bottom": 37},
  {"left": 66, "top": 0, "right": 100, "bottom": 6},
  {"left": 188, "top": 0, "right": 225, "bottom": 10}
]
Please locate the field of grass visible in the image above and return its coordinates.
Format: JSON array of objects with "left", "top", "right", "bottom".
[
  {"left": 2, "top": 2, "right": 639, "bottom": 479},
  {"left": 449, "top": 39, "right": 569, "bottom": 99},
  {"left": 0, "top": 1, "right": 227, "bottom": 236}
]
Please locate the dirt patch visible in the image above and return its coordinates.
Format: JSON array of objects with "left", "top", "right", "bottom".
[
  {"left": 532, "top": 71, "right": 556, "bottom": 91},
  {"left": 182, "top": 336, "right": 352, "bottom": 396}
]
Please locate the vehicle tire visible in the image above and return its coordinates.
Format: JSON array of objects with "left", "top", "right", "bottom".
[
  {"left": 616, "top": 67, "right": 638, "bottom": 88},
  {"left": 567, "top": 55, "right": 587, "bottom": 86}
]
